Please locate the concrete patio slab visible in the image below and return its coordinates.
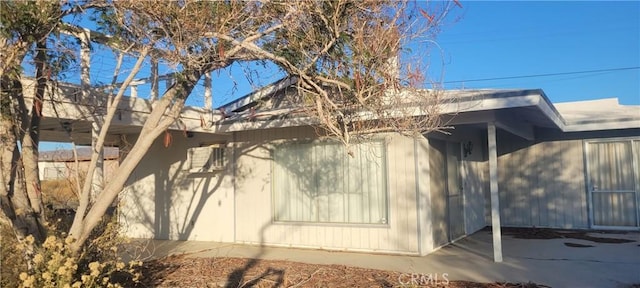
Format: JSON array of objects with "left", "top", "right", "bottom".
[{"left": 133, "top": 229, "right": 640, "bottom": 288}]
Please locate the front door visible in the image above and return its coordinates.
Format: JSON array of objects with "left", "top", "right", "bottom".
[
  {"left": 447, "top": 142, "right": 465, "bottom": 240},
  {"left": 587, "top": 139, "right": 640, "bottom": 228},
  {"left": 430, "top": 139, "right": 465, "bottom": 247}
]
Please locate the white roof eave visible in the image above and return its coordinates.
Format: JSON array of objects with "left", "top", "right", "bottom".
[{"left": 562, "top": 120, "right": 640, "bottom": 132}]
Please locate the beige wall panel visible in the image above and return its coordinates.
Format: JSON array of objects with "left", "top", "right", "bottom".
[
  {"left": 39, "top": 159, "right": 118, "bottom": 182},
  {"left": 415, "top": 136, "right": 434, "bottom": 255},
  {"left": 459, "top": 130, "right": 489, "bottom": 235},
  {"left": 233, "top": 127, "right": 420, "bottom": 254},
  {"left": 429, "top": 138, "right": 448, "bottom": 248},
  {"left": 464, "top": 160, "right": 488, "bottom": 234},
  {"left": 497, "top": 135, "right": 588, "bottom": 229},
  {"left": 427, "top": 126, "right": 489, "bottom": 239},
  {"left": 120, "top": 131, "right": 235, "bottom": 242}
]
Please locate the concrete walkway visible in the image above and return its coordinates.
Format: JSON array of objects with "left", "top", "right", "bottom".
[{"left": 135, "top": 230, "right": 640, "bottom": 288}]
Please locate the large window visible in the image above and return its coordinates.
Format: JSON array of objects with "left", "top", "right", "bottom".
[{"left": 272, "top": 140, "right": 388, "bottom": 224}]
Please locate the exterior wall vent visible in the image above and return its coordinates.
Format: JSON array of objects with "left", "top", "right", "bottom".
[{"left": 187, "top": 144, "right": 225, "bottom": 173}]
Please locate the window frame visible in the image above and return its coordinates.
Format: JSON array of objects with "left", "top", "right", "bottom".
[
  {"left": 584, "top": 137, "right": 640, "bottom": 229},
  {"left": 186, "top": 143, "right": 227, "bottom": 173},
  {"left": 270, "top": 139, "right": 390, "bottom": 226}
]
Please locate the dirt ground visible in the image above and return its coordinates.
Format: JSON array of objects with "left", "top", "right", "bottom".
[
  {"left": 131, "top": 227, "right": 637, "bottom": 287},
  {"left": 138, "top": 255, "right": 548, "bottom": 288},
  {"left": 498, "top": 227, "right": 635, "bottom": 243}
]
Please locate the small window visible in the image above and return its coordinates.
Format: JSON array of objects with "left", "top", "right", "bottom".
[
  {"left": 272, "top": 140, "right": 388, "bottom": 224},
  {"left": 43, "top": 166, "right": 66, "bottom": 180},
  {"left": 187, "top": 144, "right": 225, "bottom": 173}
]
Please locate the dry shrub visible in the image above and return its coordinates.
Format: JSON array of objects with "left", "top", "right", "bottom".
[
  {"left": 41, "top": 179, "right": 79, "bottom": 208},
  {"left": 9, "top": 216, "right": 142, "bottom": 288},
  {"left": 1, "top": 222, "right": 28, "bottom": 288}
]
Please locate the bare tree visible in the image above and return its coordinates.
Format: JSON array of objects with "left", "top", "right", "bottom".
[
  {"left": 0, "top": 0, "right": 78, "bottom": 243},
  {"left": 1, "top": 0, "right": 458, "bottom": 253}
]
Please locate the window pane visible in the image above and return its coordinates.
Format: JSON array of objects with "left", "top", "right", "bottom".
[
  {"left": 315, "top": 143, "right": 345, "bottom": 222},
  {"left": 589, "top": 142, "right": 634, "bottom": 191},
  {"left": 273, "top": 140, "right": 387, "bottom": 224}
]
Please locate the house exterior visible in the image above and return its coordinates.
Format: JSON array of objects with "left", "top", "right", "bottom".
[
  {"left": 118, "top": 84, "right": 640, "bottom": 259},
  {"left": 39, "top": 147, "right": 120, "bottom": 181}
]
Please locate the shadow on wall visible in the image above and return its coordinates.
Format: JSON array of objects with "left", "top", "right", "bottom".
[
  {"left": 427, "top": 122, "right": 591, "bottom": 235},
  {"left": 120, "top": 131, "right": 237, "bottom": 241},
  {"left": 117, "top": 133, "right": 187, "bottom": 240},
  {"left": 221, "top": 130, "right": 423, "bottom": 287},
  {"left": 426, "top": 125, "right": 489, "bottom": 243},
  {"left": 119, "top": 123, "right": 308, "bottom": 242},
  {"left": 272, "top": 140, "right": 388, "bottom": 224},
  {"left": 121, "top": 125, "right": 550, "bottom": 285},
  {"left": 496, "top": 129, "right": 588, "bottom": 229}
]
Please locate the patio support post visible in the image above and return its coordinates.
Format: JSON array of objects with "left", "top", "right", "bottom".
[{"left": 488, "top": 122, "right": 503, "bottom": 262}]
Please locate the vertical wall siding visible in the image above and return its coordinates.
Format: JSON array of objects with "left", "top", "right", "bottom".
[
  {"left": 463, "top": 160, "right": 488, "bottom": 234},
  {"left": 456, "top": 128, "right": 489, "bottom": 236},
  {"left": 497, "top": 135, "right": 588, "bottom": 229},
  {"left": 120, "top": 131, "right": 235, "bottom": 242},
  {"left": 426, "top": 127, "right": 489, "bottom": 244},
  {"left": 233, "top": 127, "right": 420, "bottom": 254},
  {"left": 415, "top": 137, "right": 434, "bottom": 255},
  {"left": 429, "top": 139, "right": 448, "bottom": 248}
]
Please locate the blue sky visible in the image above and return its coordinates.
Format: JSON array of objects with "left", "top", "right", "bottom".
[
  {"left": 431, "top": 1, "right": 639, "bottom": 105},
  {"left": 40, "top": 1, "right": 639, "bottom": 150},
  {"left": 62, "top": 1, "right": 640, "bottom": 106}
]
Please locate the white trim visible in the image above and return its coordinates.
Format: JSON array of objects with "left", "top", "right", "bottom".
[
  {"left": 460, "top": 144, "right": 467, "bottom": 236},
  {"left": 534, "top": 95, "right": 567, "bottom": 130},
  {"left": 583, "top": 136, "right": 640, "bottom": 143},
  {"left": 563, "top": 120, "right": 640, "bottom": 132},
  {"left": 220, "top": 76, "right": 298, "bottom": 112},
  {"left": 232, "top": 240, "right": 421, "bottom": 256},
  {"left": 495, "top": 120, "right": 534, "bottom": 141},
  {"left": 232, "top": 132, "right": 238, "bottom": 243},
  {"left": 416, "top": 136, "right": 434, "bottom": 255},
  {"left": 487, "top": 123, "right": 503, "bottom": 262},
  {"left": 591, "top": 225, "right": 640, "bottom": 231},
  {"left": 632, "top": 139, "right": 640, "bottom": 229},
  {"left": 414, "top": 138, "right": 423, "bottom": 254},
  {"left": 584, "top": 140, "right": 594, "bottom": 228},
  {"left": 270, "top": 221, "right": 390, "bottom": 229}
]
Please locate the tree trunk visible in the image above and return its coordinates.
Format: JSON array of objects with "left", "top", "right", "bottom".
[
  {"left": 18, "top": 40, "right": 50, "bottom": 237},
  {"left": 0, "top": 114, "right": 45, "bottom": 242},
  {"left": 68, "top": 69, "right": 202, "bottom": 252},
  {"left": 1, "top": 60, "right": 47, "bottom": 242}
]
